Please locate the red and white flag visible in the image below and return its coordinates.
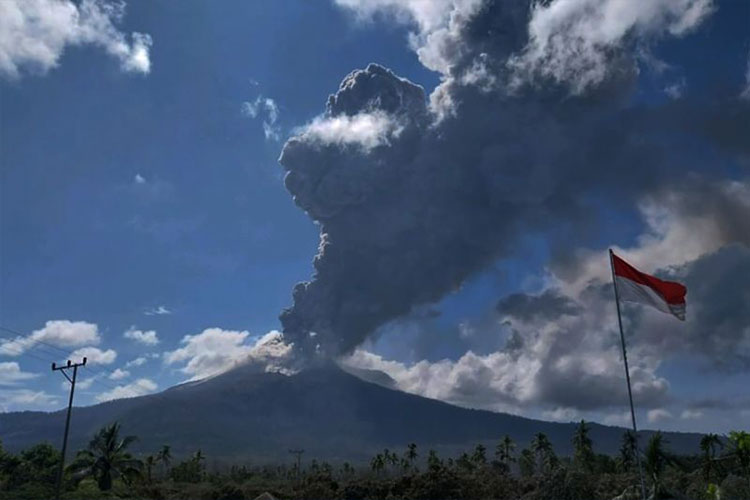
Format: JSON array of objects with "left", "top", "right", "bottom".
[{"left": 611, "top": 252, "right": 687, "bottom": 320}]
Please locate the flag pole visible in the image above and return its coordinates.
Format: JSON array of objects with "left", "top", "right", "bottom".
[{"left": 609, "top": 249, "right": 647, "bottom": 500}]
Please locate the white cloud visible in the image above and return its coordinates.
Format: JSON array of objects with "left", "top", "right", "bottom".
[
  {"left": 335, "top": 0, "right": 715, "bottom": 94},
  {"left": 543, "top": 407, "right": 580, "bottom": 422},
  {"left": 603, "top": 411, "right": 631, "bottom": 426},
  {"left": 123, "top": 326, "right": 159, "bottom": 346},
  {"left": 297, "top": 111, "right": 404, "bottom": 150},
  {"left": 0, "top": 362, "right": 38, "bottom": 385},
  {"left": 343, "top": 339, "right": 668, "bottom": 415},
  {"left": 242, "top": 95, "right": 281, "bottom": 141},
  {"left": 69, "top": 346, "right": 117, "bottom": 365},
  {"left": 164, "top": 328, "right": 252, "bottom": 380},
  {"left": 741, "top": 50, "right": 750, "bottom": 100},
  {"left": 108, "top": 368, "right": 130, "bottom": 380},
  {"left": 648, "top": 408, "right": 673, "bottom": 423},
  {"left": 681, "top": 409, "right": 703, "bottom": 420},
  {"left": 334, "top": 0, "right": 484, "bottom": 75},
  {"left": 0, "top": 0, "right": 153, "bottom": 79},
  {"left": 0, "top": 388, "right": 59, "bottom": 410},
  {"left": 125, "top": 356, "right": 147, "bottom": 368},
  {"left": 344, "top": 179, "right": 749, "bottom": 419},
  {"left": 144, "top": 305, "right": 171, "bottom": 316},
  {"left": 0, "top": 320, "right": 100, "bottom": 356},
  {"left": 134, "top": 173, "right": 146, "bottom": 184},
  {"left": 76, "top": 377, "right": 96, "bottom": 390},
  {"left": 556, "top": 179, "right": 750, "bottom": 297},
  {"left": 95, "top": 378, "right": 157, "bottom": 402},
  {"left": 60, "top": 374, "right": 96, "bottom": 391},
  {"left": 664, "top": 78, "right": 687, "bottom": 99},
  {"left": 508, "top": 0, "right": 715, "bottom": 93},
  {"left": 163, "top": 328, "right": 293, "bottom": 381}
]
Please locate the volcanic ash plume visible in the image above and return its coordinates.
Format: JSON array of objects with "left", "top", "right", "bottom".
[{"left": 276, "top": 0, "right": 747, "bottom": 362}]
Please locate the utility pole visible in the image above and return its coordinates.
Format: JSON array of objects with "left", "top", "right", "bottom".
[
  {"left": 52, "top": 357, "right": 87, "bottom": 500},
  {"left": 288, "top": 448, "right": 304, "bottom": 485}
]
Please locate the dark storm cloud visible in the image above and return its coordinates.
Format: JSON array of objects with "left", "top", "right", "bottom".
[
  {"left": 497, "top": 289, "right": 581, "bottom": 322},
  {"left": 644, "top": 244, "right": 750, "bottom": 371},
  {"left": 687, "top": 396, "right": 750, "bottom": 411},
  {"left": 277, "top": 0, "right": 749, "bottom": 361}
]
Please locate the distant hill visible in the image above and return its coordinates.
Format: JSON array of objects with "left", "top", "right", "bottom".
[{"left": 0, "top": 363, "right": 703, "bottom": 462}]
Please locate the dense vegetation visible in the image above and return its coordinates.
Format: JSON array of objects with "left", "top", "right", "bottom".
[{"left": 1, "top": 421, "right": 748, "bottom": 500}]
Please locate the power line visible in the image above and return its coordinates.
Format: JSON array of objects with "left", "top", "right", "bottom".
[
  {"left": 0, "top": 325, "right": 73, "bottom": 356},
  {"left": 0, "top": 338, "right": 56, "bottom": 364},
  {"left": 0, "top": 325, "right": 135, "bottom": 393},
  {"left": 0, "top": 326, "right": 113, "bottom": 377}
]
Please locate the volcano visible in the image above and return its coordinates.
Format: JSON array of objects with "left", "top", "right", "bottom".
[{"left": 0, "top": 364, "right": 702, "bottom": 462}]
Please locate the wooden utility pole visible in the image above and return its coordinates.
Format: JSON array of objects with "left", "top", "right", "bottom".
[{"left": 52, "top": 357, "right": 87, "bottom": 500}]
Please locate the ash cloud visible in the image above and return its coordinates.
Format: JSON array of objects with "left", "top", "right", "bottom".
[
  {"left": 497, "top": 289, "right": 581, "bottom": 323},
  {"left": 278, "top": 0, "right": 748, "bottom": 363}
]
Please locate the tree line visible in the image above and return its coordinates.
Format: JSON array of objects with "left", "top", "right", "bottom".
[{"left": 0, "top": 421, "right": 748, "bottom": 499}]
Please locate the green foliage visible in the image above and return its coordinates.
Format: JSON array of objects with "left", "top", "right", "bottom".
[
  {"left": 170, "top": 450, "right": 206, "bottom": 483},
  {"left": 493, "top": 434, "right": 516, "bottom": 473},
  {"left": 531, "top": 432, "right": 558, "bottom": 474},
  {"left": 706, "top": 482, "right": 721, "bottom": 500},
  {"left": 535, "top": 467, "right": 597, "bottom": 500},
  {"left": 471, "top": 443, "right": 486, "bottom": 466},
  {"left": 720, "top": 473, "right": 750, "bottom": 500},
  {"left": 426, "top": 449, "right": 443, "bottom": 474},
  {"left": 727, "top": 431, "right": 750, "bottom": 474},
  {"left": 156, "top": 444, "right": 172, "bottom": 479},
  {"left": 6, "top": 442, "right": 59, "bottom": 491},
  {"left": 519, "top": 447, "right": 535, "bottom": 477},
  {"left": 68, "top": 421, "right": 142, "bottom": 491},
  {"left": 700, "top": 433, "right": 723, "bottom": 482},
  {"left": 619, "top": 430, "right": 638, "bottom": 473},
  {"left": 644, "top": 431, "right": 679, "bottom": 498},
  {"left": 3, "top": 428, "right": 748, "bottom": 500}
]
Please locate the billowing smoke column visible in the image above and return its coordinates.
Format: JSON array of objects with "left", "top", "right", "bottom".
[{"left": 277, "top": 0, "right": 748, "bottom": 360}]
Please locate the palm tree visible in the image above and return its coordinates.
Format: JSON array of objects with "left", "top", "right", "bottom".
[
  {"left": 385, "top": 448, "right": 399, "bottom": 469},
  {"left": 700, "top": 433, "right": 723, "bottom": 482},
  {"left": 472, "top": 444, "right": 487, "bottom": 466},
  {"left": 406, "top": 443, "right": 418, "bottom": 468},
  {"left": 457, "top": 452, "right": 474, "bottom": 472},
  {"left": 144, "top": 455, "right": 156, "bottom": 483},
  {"left": 427, "top": 450, "right": 442, "bottom": 473},
  {"left": 727, "top": 431, "right": 750, "bottom": 489},
  {"left": 573, "top": 420, "right": 595, "bottom": 472},
  {"left": 518, "top": 448, "right": 535, "bottom": 477},
  {"left": 644, "top": 432, "right": 673, "bottom": 498},
  {"left": 370, "top": 453, "right": 385, "bottom": 476},
  {"left": 495, "top": 435, "right": 516, "bottom": 473},
  {"left": 340, "top": 461, "right": 354, "bottom": 477},
  {"left": 619, "top": 430, "right": 638, "bottom": 472},
  {"left": 156, "top": 445, "right": 171, "bottom": 478},
  {"left": 68, "top": 422, "right": 142, "bottom": 491},
  {"left": 531, "top": 432, "right": 557, "bottom": 474}
]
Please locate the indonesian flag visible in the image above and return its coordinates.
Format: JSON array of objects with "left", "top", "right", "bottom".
[{"left": 611, "top": 251, "right": 687, "bottom": 320}]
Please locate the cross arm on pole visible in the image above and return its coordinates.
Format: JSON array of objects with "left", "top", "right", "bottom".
[{"left": 51, "top": 357, "right": 86, "bottom": 500}]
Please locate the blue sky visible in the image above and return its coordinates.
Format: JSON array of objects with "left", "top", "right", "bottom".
[
  {"left": 1, "top": 0, "right": 749, "bottom": 434},
  {"left": 1, "top": 0, "right": 437, "bottom": 402}
]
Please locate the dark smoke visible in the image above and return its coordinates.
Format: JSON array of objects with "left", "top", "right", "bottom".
[{"left": 277, "top": 0, "right": 749, "bottom": 361}]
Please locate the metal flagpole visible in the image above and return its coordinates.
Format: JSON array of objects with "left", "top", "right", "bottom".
[{"left": 609, "top": 249, "right": 647, "bottom": 500}]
